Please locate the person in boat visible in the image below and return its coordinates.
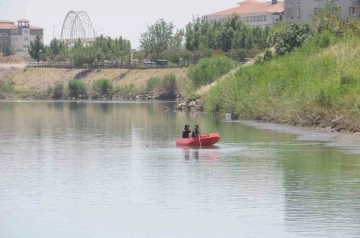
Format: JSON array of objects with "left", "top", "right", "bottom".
[
  {"left": 182, "top": 124, "right": 191, "bottom": 138},
  {"left": 192, "top": 125, "right": 200, "bottom": 137}
]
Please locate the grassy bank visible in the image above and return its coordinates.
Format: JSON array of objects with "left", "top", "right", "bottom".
[
  {"left": 0, "top": 67, "right": 193, "bottom": 100},
  {"left": 204, "top": 33, "right": 360, "bottom": 132}
]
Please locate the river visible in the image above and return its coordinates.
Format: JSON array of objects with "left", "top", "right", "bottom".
[{"left": 0, "top": 101, "right": 359, "bottom": 238}]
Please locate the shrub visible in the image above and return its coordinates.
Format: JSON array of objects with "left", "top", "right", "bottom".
[
  {"left": 275, "top": 23, "right": 312, "bottom": 56},
  {"left": 146, "top": 74, "right": 177, "bottom": 96},
  {"left": 53, "top": 83, "right": 64, "bottom": 99},
  {"left": 340, "top": 75, "right": 357, "bottom": 86},
  {"left": 314, "top": 30, "right": 333, "bottom": 48},
  {"left": 147, "top": 77, "right": 162, "bottom": 92},
  {"left": 92, "top": 78, "right": 113, "bottom": 96},
  {"left": 68, "top": 79, "right": 87, "bottom": 98},
  {"left": 312, "top": 1, "right": 343, "bottom": 36},
  {"left": 115, "top": 84, "right": 137, "bottom": 95},
  {"left": 163, "top": 74, "right": 176, "bottom": 96},
  {"left": 255, "top": 50, "right": 273, "bottom": 65},
  {"left": 188, "top": 54, "right": 235, "bottom": 88},
  {"left": 227, "top": 49, "right": 249, "bottom": 62},
  {"left": 0, "top": 79, "right": 14, "bottom": 93}
]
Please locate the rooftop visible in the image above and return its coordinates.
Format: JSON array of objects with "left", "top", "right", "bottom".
[
  {"left": 0, "top": 20, "right": 15, "bottom": 24},
  {"left": 0, "top": 22, "right": 18, "bottom": 29},
  {"left": 207, "top": 0, "right": 284, "bottom": 17},
  {"left": 0, "top": 19, "right": 43, "bottom": 30}
]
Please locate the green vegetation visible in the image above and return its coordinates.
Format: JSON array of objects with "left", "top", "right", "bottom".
[
  {"left": 114, "top": 84, "right": 138, "bottom": 95},
  {"left": 28, "top": 35, "right": 131, "bottom": 67},
  {"left": 205, "top": 12, "right": 360, "bottom": 131},
  {"left": 185, "top": 14, "right": 270, "bottom": 52},
  {"left": 0, "top": 79, "right": 14, "bottom": 94},
  {"left": 92, "top": 78, "right": 113, "bottom": 96},
  {"left": 53, "top": 83, "right": 64, "bottom": 99},
  {"left": 273, "top": 23, "right": 312, "bottom": 56},
  {"left": 146, "top": 74, "right": 177, "bottom": 98},
  {"left": 135, "top": 14, "right": 276, "bottom": 64},
  {"left": 188, "top": 54, "right": 236, "bottom": 88},
  {"left": 28, "top": 35, "right": 46, "bottom": 63},
  {"left": 68, "top": 79, "right": 87, "bottom": 98},
  {"left": 139, "top": 18, "right": 184, "bottom": 58}
]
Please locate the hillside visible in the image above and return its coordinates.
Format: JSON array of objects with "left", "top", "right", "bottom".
[{"left": 204, "top": 33, "right": 360, "bottom": 132}]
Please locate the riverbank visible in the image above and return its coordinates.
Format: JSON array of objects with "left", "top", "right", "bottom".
[
  {"left": 0, "top": 66, "right": 190, "bottom": 100},
  {"left": 204, "top": 33, "right": 360, "bottom": 133}
]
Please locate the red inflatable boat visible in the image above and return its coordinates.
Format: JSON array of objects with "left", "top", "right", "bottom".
[{"left": 176, "top": 133, "right": 220, "bottom": 146}]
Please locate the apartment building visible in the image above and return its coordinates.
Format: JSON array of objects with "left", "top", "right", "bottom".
[
  {"left": 284, "top": 0, "right": 360, "bottom": 22},
  {"left": 206, "top": 0, "right": 284, "bottom": 27},
  {"left": 0, "top": 19, "right": 43, "bottom": 51}
]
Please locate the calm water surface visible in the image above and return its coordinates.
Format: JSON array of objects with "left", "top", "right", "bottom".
[{"left": 0, "top": 101, "right": 360, "bottom": 238}]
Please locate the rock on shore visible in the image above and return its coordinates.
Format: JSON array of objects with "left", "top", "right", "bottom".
[{"left": 176, "top": 98, "right": 203, "bottom": 111}]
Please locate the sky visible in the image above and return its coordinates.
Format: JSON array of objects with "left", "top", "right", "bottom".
[{"left": 0, "top": 0, "right": 269, "bottom": 49}]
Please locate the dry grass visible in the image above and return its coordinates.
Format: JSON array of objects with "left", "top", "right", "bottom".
[
  {"left": 7, "top": 67, "right": 188, "bottom": 92},
  {"left": 0, "top": 52, "right": 31, "bottom": 63}
]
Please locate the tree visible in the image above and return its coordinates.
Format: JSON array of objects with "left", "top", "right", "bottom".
[
  {"left": 168, "top": 29, "right": 184, "bottom": 50},
  {"left": 275, "top": 23, "right": 312, "bottom": 56},
  {"left": 47, "top": 38, "right": 67, "bottom": 61},
  {"left": 139, "top": 18, "right": 175, "bottom": 57},
  {"left": 1, "top": 40, "right": 15, "bottom": 57},
  {"left": 28, "top": 35, "right": 45, "bottom": 63}
]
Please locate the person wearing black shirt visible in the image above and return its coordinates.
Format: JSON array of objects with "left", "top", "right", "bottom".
[
  {"left": 192, "top": 125, "right": 200, "bottom": 137},
  {"left": 182, "top": 124, "right": 191, "bottom": 138}
]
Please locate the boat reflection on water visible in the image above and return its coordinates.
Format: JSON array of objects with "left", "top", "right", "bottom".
[{"left": 176, "top": 145, "right": 220, "bottom": 160}]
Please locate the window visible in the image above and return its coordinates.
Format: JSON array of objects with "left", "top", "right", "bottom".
[
  {"left": 24, "top": 37, "right": 28, "bottom": 41},
  {"left": 350, "top": 7, "right": 356, "bottom": 16},
  {"left": 297, "top": 8, "right": 300, "bottom": 19},
  {"left": 24, "top": 29, "right": 28, "bottom": 33}
]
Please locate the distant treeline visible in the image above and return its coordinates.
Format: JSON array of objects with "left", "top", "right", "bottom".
[
  {"left": 137, "top": 15, "right": 276, "bottom": 63},
  {"left": 28, "top": 35, "right": 131, "bottom": 67},
  {"left": 28, "top": 14, "right": 282, "bottom": 66}
]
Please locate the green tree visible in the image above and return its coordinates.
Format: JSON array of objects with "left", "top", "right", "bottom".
[
  {"left": 28, "top": 35, "right": 45, "bottom": 63},
  {"left": 139, "top": 18, "right": 175, "bottom": 57},
  {"left": 168, "top": 29, "right": 184, "bottom": 50},
  {"left": 275, "top": 23, "right": 312, "bottom": 56}
]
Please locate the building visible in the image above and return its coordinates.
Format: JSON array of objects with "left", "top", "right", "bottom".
[
  {"left": 0, "top": 19, "right": 43, "bottom": 51},
  {"left": 284, "top": 0, "right": 360, "bottom": 23},
  {"left": 206, "top": 0, "right": 284, "bottom": 27}
]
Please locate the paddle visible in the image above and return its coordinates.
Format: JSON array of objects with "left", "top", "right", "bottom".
[{"left": 198, "top": 133, "right": 201, "bottom": 149}]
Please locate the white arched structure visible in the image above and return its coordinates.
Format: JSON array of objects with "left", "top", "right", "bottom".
[{"left": 60, "top": 10, "right": 96, "bottom": 45}]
